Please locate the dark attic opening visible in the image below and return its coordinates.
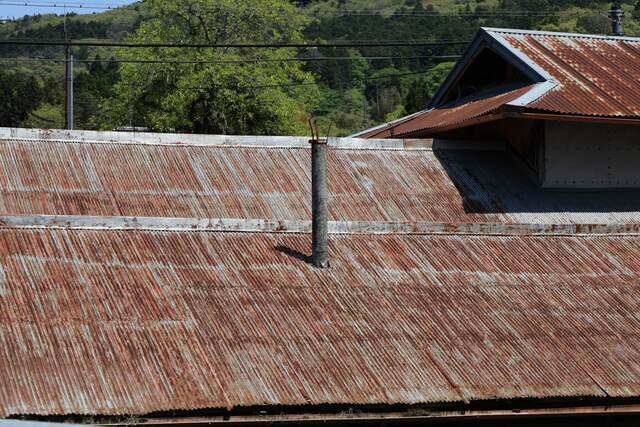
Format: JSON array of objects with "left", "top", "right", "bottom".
[{"left": 438, "top": 47, "right": 534, "bottom": 106}]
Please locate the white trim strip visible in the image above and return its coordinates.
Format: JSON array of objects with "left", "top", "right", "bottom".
[
  {"left": 506, "top": 80, "right": 559, "bottom": 107},
  {"left": 0, "top": 215, "right": 639, "bottom": 236},
  {"left": 0, "top": 128, "right": 507, "bottom": 152},
  {"left": 483, "top": 27, "right": 640, "bottom": 43},
  {"left": 0, "top": 128, "right": 435, "bottom": 151}
]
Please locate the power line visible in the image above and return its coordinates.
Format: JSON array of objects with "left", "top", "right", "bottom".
[
  {"left": 1, "top": 36, "right": 462, "bottom": 43},
  {"left": 128, "top": 69, "right": 443, "bottom": 92},
  {"left": 304, "top": 9, "right": 605, "bottom": 17},
  {"left": 0, "top": 54, "right": 461, "bottom": 65},
  {"left": 0, "top": 39, "right": 470, "bottom": 48},
  {"left": 0, "top": 0, "right": 117, "bottom": 3},
  {"left": 0, "top": 1, "right": 122, "bottom": 10},
  {"left": 0, "top": 2, "right": 603, "bottom": 15},
  {"left": 0, "top": 1, "right": 609, "bottom": 18}
]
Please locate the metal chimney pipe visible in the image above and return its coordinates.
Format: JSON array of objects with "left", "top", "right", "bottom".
[
  {"left": 609, "top": 4, "right": 625, "bottom": 36},
  {"left": 310, "top": 138, "right": 329, "bottom": 268}
]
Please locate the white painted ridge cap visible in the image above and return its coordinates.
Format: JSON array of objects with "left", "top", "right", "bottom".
[
  {"left": 0, "top": 128, "right": 439, "bottom": 151},
  {"left": 2, "top": 214, "right": 640, "bottom": 236},
  {"left": 483, "top": 27, "right": 640, "bottom": 42}
]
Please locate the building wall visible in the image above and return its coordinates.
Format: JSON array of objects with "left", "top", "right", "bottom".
[{"left": 543, "top": 121, "right": 640, "bottom": 189}]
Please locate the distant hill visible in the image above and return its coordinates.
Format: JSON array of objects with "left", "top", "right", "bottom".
[
  {"left": 0, "top": 3, "right": 145, "bottom": 79},
  {"left": 1, "top": 2, "right": 144, "bottom": 40},
  {"left": 2, "top": 0, "right": 638, "bottom": 77}
]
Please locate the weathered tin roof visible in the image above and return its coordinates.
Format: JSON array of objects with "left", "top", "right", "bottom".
[
  {"left": 492, "top": 29, "right": 640, "bottom": 117},
  {"left": 1, "top": 130, "right": 640, "bottom": 418},
  {"left": 361, "top": 85, "right": 533, "bottom": 138},
  {"left": 1, "top": 137, "right": 640, "bottom": 225},
  {"left": 358, "top": 28, "right": 640, "bottom": 138},
  {"left": 2, "top": 227, "right": 640, "bottom": 417}
]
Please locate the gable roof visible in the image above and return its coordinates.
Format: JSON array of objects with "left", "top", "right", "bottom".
[
  {"left": 358, "top": 28, "right": 640, "bottom": 139},
  {"left": 484, "top": 28, "right": 640, "bottom": 117},
  {"left": 2, "top": 129, "right": 640, "bottom": 420}
]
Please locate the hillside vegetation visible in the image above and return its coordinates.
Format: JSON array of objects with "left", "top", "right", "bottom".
[{"left": 1, "top": 0, "right": 639, "bottom": 135}]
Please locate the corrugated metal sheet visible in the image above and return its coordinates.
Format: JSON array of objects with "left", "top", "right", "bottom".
[
  {"left": 496, "top": 30, "right": 640, "bottom": 117},
  {"left": 1, "top": 138, "right": 640, "bottom": 225},
  {"left": 364, "top": 86, "right": 533, "bottom": 138},
  {"left": 3, "top": 228, "right": 640, "bottom": 416}
]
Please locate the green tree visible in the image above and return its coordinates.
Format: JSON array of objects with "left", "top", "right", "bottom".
[
  {"left": 0, "top": 70, "right": 43, "bottom": 127},
  {"left": 103, "top": 0, "right": 317, "bottom": 135},
  {"left": 634, "top": 1, "right": 640, "bottom": 19},
  {"left": 22, "top": 103, "right": 64, "bottom": 129},
  {"left": 404, "top": 62, "right": 455, "bottom": 113},
  {"left": 74, "top": 56, "right": 120, "bottom": 129}
]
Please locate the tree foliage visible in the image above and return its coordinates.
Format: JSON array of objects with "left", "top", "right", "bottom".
[
  {"left": 104, "top": 0, "right": 318, "bottom": 135},
  {"left": 0, "top": 70, "right": 43, "bottom": 126},
  {"left": 404, "top": 62, "right": 456, "bottom": 114}
]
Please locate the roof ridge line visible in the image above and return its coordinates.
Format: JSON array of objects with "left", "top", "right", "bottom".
[
  {"left": 1, "top": 215, "right": 639, "bottom": 237},
  {"left": 0, "top": 136, "right": 435, "bottom": 151},
  {"left": 0, "top": 128, "right": 435, "bottom": 151},
  {"left": 0, "top": 135, "right": 510, "bottom": 152},
  {"left": 482, "top": 27, "right": 640, "bottom": 42}
]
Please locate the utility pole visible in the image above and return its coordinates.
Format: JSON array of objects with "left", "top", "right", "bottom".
[
  {"left": 609, "top": 4, "right": 625, "bottom": 36},
  {"left": 64, "top": 44, "right": 74, "bottom": 130}
]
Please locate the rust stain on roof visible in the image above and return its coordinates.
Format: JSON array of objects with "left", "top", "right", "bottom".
[
  {"left": 1, "top": 131, "right": 640, "bottom": 417},
  {"left": 3, "top": 139, "right": 640, "bottom": 225},
  {"left": 501, "top": 32, "right": 640, "bottom": 117},
  {"left": 3, "top": 228, "right": 640, "bottom": 416}
]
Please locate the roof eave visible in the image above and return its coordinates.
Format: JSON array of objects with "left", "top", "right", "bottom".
[
  {"left": 96, "top": 402, "right": 640, "bottom": 426},
  {"left": 349, "top": 108, "right": 428, "bottom": 138}
]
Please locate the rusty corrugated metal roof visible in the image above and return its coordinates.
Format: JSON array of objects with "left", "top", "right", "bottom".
[
  {"left": 360, "top": 28, "right": 640, "bottom": 138},
  {"left": 1, "top": 138, "right": 639, "bottom": 225},
  {"left": 2, "top": 131, "right": 640, "bottom": 417},
  {"left": 3, "top": 228, "right": 640, "bottom": 416},
  {"left": 494, "top": 29, "right": 640, "bottom": 117},
  {"left": 363, "top": 85, "right": 533, "bottom": 138}
]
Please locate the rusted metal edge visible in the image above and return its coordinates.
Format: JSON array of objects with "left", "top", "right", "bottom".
[
  {"left": 485, "top": 29, "right": 555, "bottom": 82},
  {"left": 99, "top": 403, "right": 640, "bottom": 425},
  {"left": 397, "top": 113, "right": 508, "bottom": 138},
  {"left": 350, "top": 108, "right": 426, "bottom": 138},
  {"left": 0, "top": 422, "right": 92, "bottom": 427},
  {"left": 1, "top": 215, "right": 640, "bottom": 236}
]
